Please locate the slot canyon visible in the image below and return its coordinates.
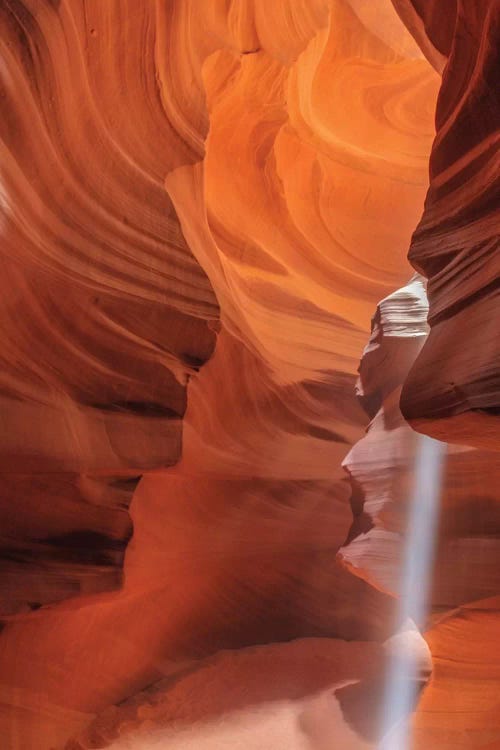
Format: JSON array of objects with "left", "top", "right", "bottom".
[{"left": 0, "top": 1, "right": 498, "bottom": 748}]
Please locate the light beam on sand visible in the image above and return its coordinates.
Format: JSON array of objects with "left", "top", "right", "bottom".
[{"left": 379, "top": 434, "right": 446, "bottom": 750}]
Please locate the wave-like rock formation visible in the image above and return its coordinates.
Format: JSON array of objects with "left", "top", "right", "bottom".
[
  {"left": 343, "top": 276, "right": 500, "bottom": 612},
  {"left": 62, "top": 281, "right": 500, "bottom": 750},
  {"left": 0, "top": 0, "right": 437, "bottom": 616},
  {"left": 343, "top": 273, "right": 500, "bottom": 749},
  {"left": 395, "top": 0, "right": 500, "bottom": 448},
  {"left": 1, "top": 0, "right": 218, "bottom": 615},
  {"left": 0, "top": 1, "right": 498, "bottom": 749}
]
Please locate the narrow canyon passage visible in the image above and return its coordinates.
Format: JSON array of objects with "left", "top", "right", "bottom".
[{"left": 0, "top": 2, "right": 498, "bottom": 749}]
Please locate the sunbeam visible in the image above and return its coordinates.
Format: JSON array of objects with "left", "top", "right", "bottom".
[{"left": 379, "top": 434, "right": 446, "bottom": 749}]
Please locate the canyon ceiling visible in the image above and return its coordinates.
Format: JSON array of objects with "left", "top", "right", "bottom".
[{"left": 0, "top": 1, "right": 499, "bottom": 749}]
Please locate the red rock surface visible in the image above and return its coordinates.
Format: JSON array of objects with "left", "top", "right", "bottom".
[
  {"left": 343, "top": 276, "right": 500, "bottom": 612},
  {"left": 397, "top": 0, "right": 500, "bottom": 449},
  {"left": 0, "top": 1, "right": 498, "bottom": 749},
  {"left": 343, "top": 272, "right": 500, "bottom": 748},
  {"left": 413, "top": 598, "right": 500, "bottom": 750},
  {"left": 64, "top": 632, "right": 431, "bottom": 750}
]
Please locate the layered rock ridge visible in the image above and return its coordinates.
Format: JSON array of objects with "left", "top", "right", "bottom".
[
  {"left": 342, "top": 275, "right": 500, "bottom": 749},
  {"left": 394, "top": 0, "right": 500, "bottom": 449},
  {"left": 0, "top": 0, "right": 219, "bottom": 617},
  {"left": 343, "top": 276, "right": 500, "bottom": 614}
]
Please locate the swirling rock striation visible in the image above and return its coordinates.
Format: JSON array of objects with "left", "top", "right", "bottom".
[
  {"left": 1, "top": 1, "right": 498, "bottom": 750},
  {"left": 342, "top": 275, "right": 500, "bottom": 749},
  {"left": 342, "top": 276, "right": 500, "bottom": 613},
  {"left": 0, "top": 0, "right": 436, "bottom": 635},
  {"left": 395, "top": 0, "right": 500, "bottom": 449},
  {"left": 0, "top": 0, "right": 218, "bottom": 614}
]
